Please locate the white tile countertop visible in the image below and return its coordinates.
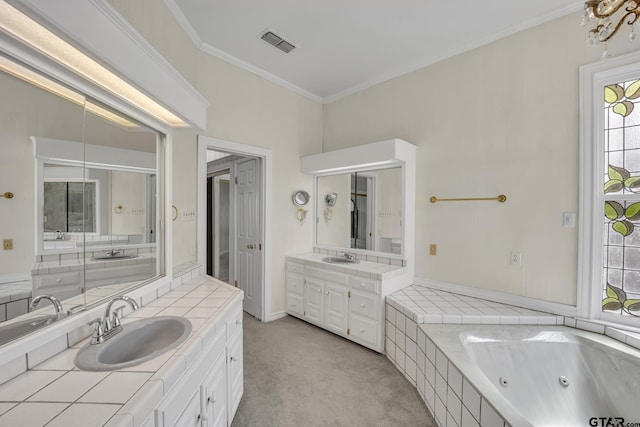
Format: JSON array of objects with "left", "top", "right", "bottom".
[
  {"left": 286, "top": 252, "right": 407, "bottom": 280},
  {"left": 0, "top": 276, "right": 242, "bottom": 427},
  {"left": 388, "top": 285, "right": 562, "bottom": 325}
]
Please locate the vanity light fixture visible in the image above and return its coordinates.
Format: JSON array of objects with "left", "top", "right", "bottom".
[
  {"left": 0, "top": 0, "right": 187, "bottom": 127},
  {"left": 0, "top": 55, "right": 138, "bottom": 129}
]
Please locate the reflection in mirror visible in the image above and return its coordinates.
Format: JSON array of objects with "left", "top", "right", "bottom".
[
  {"left": 0, "top": 54, "right": 164, "bottom": 347},
  {"left": 317, "top": 167, "right": 402, "bottom": 255}
]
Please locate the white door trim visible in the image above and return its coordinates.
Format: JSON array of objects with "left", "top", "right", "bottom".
[{"left": 197, "top": 136, "right": 272, "bottom": 322}]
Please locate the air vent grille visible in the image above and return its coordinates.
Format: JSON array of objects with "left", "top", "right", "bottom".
[{"left": 260, "top": 30, "right": 296, "bottom": 53}]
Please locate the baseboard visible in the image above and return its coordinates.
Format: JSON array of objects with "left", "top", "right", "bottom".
[
  {"left": 413, "top": 277, "right": 578, "bottom": 317},
  {"left": 264, "top": 311, "right": 287, "bottom": 322}
]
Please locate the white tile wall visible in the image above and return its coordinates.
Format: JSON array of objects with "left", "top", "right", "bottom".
[{"left": 386, "top": 302, "right": 509, "bottom": 427}]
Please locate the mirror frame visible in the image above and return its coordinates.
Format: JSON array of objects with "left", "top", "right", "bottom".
[{"left": 301, "top": 139, "right": 416, "bottom": 267}]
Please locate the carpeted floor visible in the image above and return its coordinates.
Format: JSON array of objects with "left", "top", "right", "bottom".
[{"left": 231, "top": 313, "right": 435, "bottom": 427}]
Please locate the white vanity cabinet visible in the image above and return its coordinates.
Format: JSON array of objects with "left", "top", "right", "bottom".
[
  {"left": 302, "top": 266, "right": 349, "bottom": 335},
  {"left": 155, "top": 304, "right": 243, "bottom": 427},
  {"left": 285, "top": 255, "right": 407, "bottom": 353}
]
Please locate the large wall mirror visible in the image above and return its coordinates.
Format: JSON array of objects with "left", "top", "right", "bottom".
[
  {"left": 316, "top": 167, "right": 403, "bottom": 255},
  {"left": 0, "top": 53, "right": 164, "bottom": 345}
]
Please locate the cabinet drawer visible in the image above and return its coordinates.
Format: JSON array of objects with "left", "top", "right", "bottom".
[
  {"left": 37, "top": 271, "right": 83, "bottom": 289},
  {"left": 349, "top": 290, "right": 378, "bottom": 320},
  {"left": 349, "top": 315, "right": 378, "bottom": 348},
  {"left": 306, "top": 266, "right": 348, "bottom": 285},
  {"left": 286, "top": 292, "right": 304, "bottom": 317},
  {"left": 350, "top": 276, "right": 379, "bottom": 294},
  {"left": 286, "top": 261, "right": 304, "bottom": 275},
  {"left": 286, "top": 273, "right": 304, "bottom": 296}
]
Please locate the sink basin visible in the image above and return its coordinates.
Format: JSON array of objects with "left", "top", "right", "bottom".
[
  {"left": 0, "top": 315, "right": 57, "bottom": 346},
  {"left": 75, "top": 316, "right": 192, "bottom": 371},
  {"left": 91, "top": 254, "right": 139, "bottom": 261},
  {"left": 322, "top": 256, "right": 360, "bottom": 264}
]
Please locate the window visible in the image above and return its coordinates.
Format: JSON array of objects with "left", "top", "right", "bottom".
[
  {"left": 43, "top": 181, "right": 96, "bottom": 233},
  {"left": 580, "top": 51, "right": 640, "bottom": 327}
]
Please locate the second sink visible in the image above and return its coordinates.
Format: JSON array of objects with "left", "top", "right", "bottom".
[
  {"left": 75, "top": 316, "right": 192, "bottom": 371},
  {"left": 322, "top": 256, "right": 360, "bottom": 264}
]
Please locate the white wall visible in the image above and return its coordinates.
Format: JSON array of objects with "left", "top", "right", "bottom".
[
  {"left": 108, "top": 0, "right": 323, "bottom": 315},
  {"left": 316, "top": 174, "right": 350, "bottom": 247},
  {"left": 323, "top": 13, "right": 640, "bottom": 306},
  {"left": 110, "top": 171, "right": 147, "bottom": 235}
]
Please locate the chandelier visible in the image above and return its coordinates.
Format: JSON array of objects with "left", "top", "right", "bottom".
[{"left": 581, "top": 0, "right": 640, "bottom": 58}]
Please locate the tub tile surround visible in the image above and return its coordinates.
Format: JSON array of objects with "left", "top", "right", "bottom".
[
  {"left": 387, "top": 285, "right": 640, "bottom": 427},
  {"left": 388, "top": 285, "right": 562, "bottom": 326},
  {"left": 0, "top": 264, "right": 241, "bottom": 427}
]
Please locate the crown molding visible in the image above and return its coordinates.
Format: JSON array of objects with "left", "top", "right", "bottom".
[
  {"left": 11, "top": 0, "right": 209, "bottom": 129},
  {"left": 164, "top": 0, "right": 583, "bottom": 105}
]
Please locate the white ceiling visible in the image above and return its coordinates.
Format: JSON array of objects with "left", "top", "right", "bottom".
[{"left": 166, "top": 0, "right": 583, "bottom": 103}]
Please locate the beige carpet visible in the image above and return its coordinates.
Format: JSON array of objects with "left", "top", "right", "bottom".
[{"left": 232, "top": 313, "right": 435, "bottom": 427}]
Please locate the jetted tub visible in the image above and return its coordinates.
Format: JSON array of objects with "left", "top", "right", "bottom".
[{"left": 422, "top": 325, "right": 640, "bottom": 427}]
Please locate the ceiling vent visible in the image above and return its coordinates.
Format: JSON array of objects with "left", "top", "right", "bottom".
[{"left": 260, "top": 30, "right": 296, "bottom": 53}]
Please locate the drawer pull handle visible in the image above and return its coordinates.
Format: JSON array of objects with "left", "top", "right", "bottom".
[
  {"left": 360, "top": 283, "right": 365, "bottom": 287},
  {"left": 230, "top": 356, "right": 237, "bottom": 362},
  {"left": 359, "top": 328, "right": 365, "bottom": 333},
  {"left": 325, "top": 291, "right": 329, "bottom": 295},
  {"left": 56, "top": 278, "right": 62, "bottom": 283},
  {"left": 318, "top": 289, "right": 322, "bottom": 293},
  {"left": 292, "top": 302, "right": 296, "bottom": 306},
  {"left": 360, "top": 303, "right": 365, "bottom": 308},
  {"left": 292, "top": 266, "right": 297, "bottom": 270}
]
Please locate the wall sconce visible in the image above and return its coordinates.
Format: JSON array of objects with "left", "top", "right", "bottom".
[
  {"left": 292, "top": 190, "right": 309, "bottom": 222},
  {"left": 324, "top": 192, "right": 337, "bottom": 221}
]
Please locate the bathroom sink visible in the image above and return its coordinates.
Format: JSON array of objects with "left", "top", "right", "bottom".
[
  {"left": 75, "top": 316, "right": 192, "bottom": 371},
  {"left": 322, "top": 256, "right": 360, "bottom": 264},
  {"left": 0, "top": 315, "right": 57, "bottom": 346},
  {"left": 91, "top": 254, "right": 138, "bottom": 261}
]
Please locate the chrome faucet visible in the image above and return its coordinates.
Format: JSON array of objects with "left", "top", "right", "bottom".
[
  {"left": 55, "top": 230, "right": 64, "bottom": 240},
  {"left": 88, "top": 296, "right": 139, "bottom": 345},
  {"left": 31, "top": 295, "right": 65, "bottom": 320},
  {"left": 342, "top": 251, "right": 355, "bottom": 260},
  {"left": 105, "top": 249, "right": 121, "bottom": 257}
]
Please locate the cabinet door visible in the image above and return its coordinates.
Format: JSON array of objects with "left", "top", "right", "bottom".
[
  {"left": 323, "top": 282, "right": 348, "bottom": 335},
  {"left": 172, "top": 389, "right": 202, "bottom": 427},
  {"left": 304, "top": 278, "right": 324, "bottom": 325},
  {"left": 227, "top": 332, "right": 243, "bottom": 425},
  {"left": 203, "top": 351, "right": 227, "bottom": 427}
]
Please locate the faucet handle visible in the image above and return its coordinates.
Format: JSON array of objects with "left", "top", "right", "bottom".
[
  {"left": 111, "top": 306, "right": 126, "bottom": 329},
  {"left": 87, "top": 318, "right": 105, "bottom": 345}
]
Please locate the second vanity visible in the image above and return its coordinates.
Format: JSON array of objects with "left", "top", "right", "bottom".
[
  {"left": 285, "top": 252, "right": 410, "bottom": 352},
  {"left": 0, "top": 271, "right": 243, "bottom": 427}
]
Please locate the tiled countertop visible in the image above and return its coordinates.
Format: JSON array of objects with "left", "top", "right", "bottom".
[
  {"left": 0, "top": 276, "right": 242, "bottom": 427},
  {"left": 286, "top": 252, "right": 407, "bottom": 280},
  {"left": 388, "top": 285, "right": 563, "bottom": 325}
]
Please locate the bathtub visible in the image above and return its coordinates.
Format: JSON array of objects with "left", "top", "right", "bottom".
[{"left": 422, "top": 325, "right": 640, "bottom": 427}]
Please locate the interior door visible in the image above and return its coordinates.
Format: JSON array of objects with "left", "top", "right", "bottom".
[{"left": 236, "top": 158, "right": 261, "bottom": 318}]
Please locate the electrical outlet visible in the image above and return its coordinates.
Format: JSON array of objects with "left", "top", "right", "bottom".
[
  {"left": 429, "top": 244, "right": 437, "bottom": 256},
  {"left": 3, "top": 239, "right": 13, "bottom": 250},
  {"left": 510, "top": 251, "right": 521, "bottom": 266},
  {"left": 563, "top": 212, "right": 576, "bottom": 228}
]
